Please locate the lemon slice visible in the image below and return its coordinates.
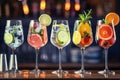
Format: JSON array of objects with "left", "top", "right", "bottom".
[
  {"left": 4, "top": 33, "right": 14, "bottom": 44},
  {"left": 72, "top": 31, "right": 81, "bottom": 45},
  {"left": 39, "top": 14, "right": 52, "bottom": 26},
  {"left": 56, "top": 30, "right": 69, "bottom": 45}
]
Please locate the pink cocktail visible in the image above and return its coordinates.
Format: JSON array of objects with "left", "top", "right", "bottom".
[
  {"left": 27, "top": 20, "right": 48, "bottom": 73},
  {"left": 28, "top": 26, "right": 48, "bottom": 49}
]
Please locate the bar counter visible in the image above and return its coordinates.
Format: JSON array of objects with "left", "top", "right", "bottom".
[
  {"left": 0, "top": 63, "right": 120, "bottom": 80},
  {"left": 0, "top": 70, "right": 120, "bottom": 80}
]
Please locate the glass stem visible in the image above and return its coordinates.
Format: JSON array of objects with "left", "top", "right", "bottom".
[
  {"left": 12, "top": 48, "right": 16, "bottom": 72},
  {"left": 81, "top": 48, "right": 85, "bottom": 71},
  {"left": 58, "top": 48, "right": 62, "bottom": 71},
  {"left": 104, "top": 48, "right": 108, "bottom": 71},
  {"left": 35, "top": 49, "right": 39, "bottom": 71}
]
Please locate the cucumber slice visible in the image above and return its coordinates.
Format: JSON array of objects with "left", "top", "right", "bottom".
[
  {"left": 4, "top": 33, "right": 14, "bottom": 44},
  {"left": 56, "top": 30, "right": 69, "bottom": 45}
]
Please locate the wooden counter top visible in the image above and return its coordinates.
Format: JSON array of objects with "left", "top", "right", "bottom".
[{"left": 0, "top": 70, "right": 120, "bottom": 80}]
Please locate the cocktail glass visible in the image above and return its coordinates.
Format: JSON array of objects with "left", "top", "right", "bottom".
[
  {"left": 27, "top": 20, "right": 48, "bottom": 73},
  {"left": 50, "top": 20, "right": 71, "bottom": 75},
  {"left": 4, "top": 20, "right": 24, "bottom": 73},
  {"left": 73, "top": 20, "right": 93, "bottom": 74},
  {"left": 95, "top": 20, "right": 116, "bottom": 75}
]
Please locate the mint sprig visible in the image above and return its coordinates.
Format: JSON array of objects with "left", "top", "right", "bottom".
[
  {"left": 79, "top": 9, "right": 92, "bottom": 23},
  {"left": 103, "top": 19, "right": 108, "bottom": 24}
]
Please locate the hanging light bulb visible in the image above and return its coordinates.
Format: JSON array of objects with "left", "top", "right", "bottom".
[
  {"left": 75, "top": 3, "right": 80, "bottom": 11},
  {"left": 65, "top": 0, "right": 71, "bottom": 11},
  {"left": 40, "top": 0, "right": 46, "bottom": 10},
  {"left": 23, "top": 4, "right": 29, "bottom": 15},
  {"left": 74, "top": 0, "right": 80, "bottom": 11},
  {"left": 22, "top": 0, "right": 29, "bottom": 15}
]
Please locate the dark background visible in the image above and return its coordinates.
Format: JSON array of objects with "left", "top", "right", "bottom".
[{"left": 0, "top": 0, "right": 120, "bottom": 66}]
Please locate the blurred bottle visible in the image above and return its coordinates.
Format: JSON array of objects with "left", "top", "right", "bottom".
[
  {"left": 96, "top": 5, "right": 104, "bottom": 17},
  {"left": 32, "top": 2, "right": 39, "bottom": 17},
  {"left": 56, "top": 3, "right": 62, "bottom": 17},
  {"left": 40, "top": 52, "right": 48, "bottom": 63},
  {"left": 0, "top": 53, "right": 8, "bottom": 72},
  {"left": 9, "top": 54, "right": 18, "bottom": 71},
  {"left": 61, "top": 48, "right": 67, "bottom": 63},
  {"left": 0, "top": 5, "right": 1, "bottom": 17},
  {"left": 70, "top": 48, "right": 80, "bottom": 63},
  {"left": 51, "top": 48, "right": 67, "bottom": 63},
  {"left": 4, "top": 3, "right": 10, "bottom": 17},
  {"left": 52, "top": 52, "right": 58, "bottom": 63},
  {"left": 85, "top": 46, "right": 101, "bottom": 64}
]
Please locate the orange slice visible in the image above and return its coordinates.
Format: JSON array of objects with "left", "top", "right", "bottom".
[
  {"left": 77, "top": 22, "right": 91, "bottom": 35},
  {"left": 105, "top": 12, "right": 120, "bottom": 26},
  {"left": 98, "top": 24, "right": 113, "bottom": 40}
]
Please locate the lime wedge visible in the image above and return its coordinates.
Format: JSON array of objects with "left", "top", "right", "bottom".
[
  {"left": 4, "top": 33, "right": 14, "bottom": 44},
  {"left": 38, "top": 14, "right": 52, "bottom": 26},
  {"left": 72, "top": 31, "right": 81, "bottom": 45},
  {"left": 56, "top": 30, "right": 69, "bottom": 45}
]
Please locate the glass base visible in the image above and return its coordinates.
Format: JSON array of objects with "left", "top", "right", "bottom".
[
  {"left": 52, "top": 70, "right": 68, "bottom": 75},
  {"left": 30, "top": 69, "right": 44, "bottom": 74},
  {"left": 9, "top": 69, "right": 22, "bottom": 74},
  {"left": 74, "top": 70, "right": 91, "bottom": 74},
  {"left": 98, "top": 70, "right": 115, "bottom": 75}
]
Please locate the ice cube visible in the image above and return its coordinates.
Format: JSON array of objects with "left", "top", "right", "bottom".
[{"left": 35, "top": 24, "right": 42, "bottom": 33}]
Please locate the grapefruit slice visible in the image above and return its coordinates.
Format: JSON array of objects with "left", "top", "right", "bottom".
[
  {"left": 98, "top": 24, "right": 113, "bottom": 40},
  {"left": 28, "top": 34, "right": 42, "bottom": 49}
]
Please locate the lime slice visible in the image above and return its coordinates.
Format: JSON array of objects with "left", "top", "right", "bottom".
[
  {"left": 38, "top": 14, "right": 52, "bottom": 26},
  {"left": 4, "top": 33, "right": 14, "bottom": 44},
  {"left": 56, "top": 30, "right": 69, "bottom": 45},
  {"left": 72, "top": 31, "right": 81, "bottom": 45}
]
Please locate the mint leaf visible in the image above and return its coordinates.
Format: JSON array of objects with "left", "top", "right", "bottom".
[
  {"left": 39, "top": 29, "right": 44, "bottom": 36},
  {"left": 79, "top": 9, "right": 92, "bottom": 23}
]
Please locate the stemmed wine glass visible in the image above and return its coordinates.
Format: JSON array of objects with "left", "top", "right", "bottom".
[
  {"left": 73, "top": 20, "right": 93, "bottom": 74},
  {"left": 27, "top": 20, "right": 48, "bottom": 73},
  {"left": 4, "top": 20, "right": 24, "bottom": 73},
  {"left": 95, "top": 20, "right": 116, "bottom": 74},
  {"left": 50, "top": 20, "right": 71, "bottom": 75}
]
